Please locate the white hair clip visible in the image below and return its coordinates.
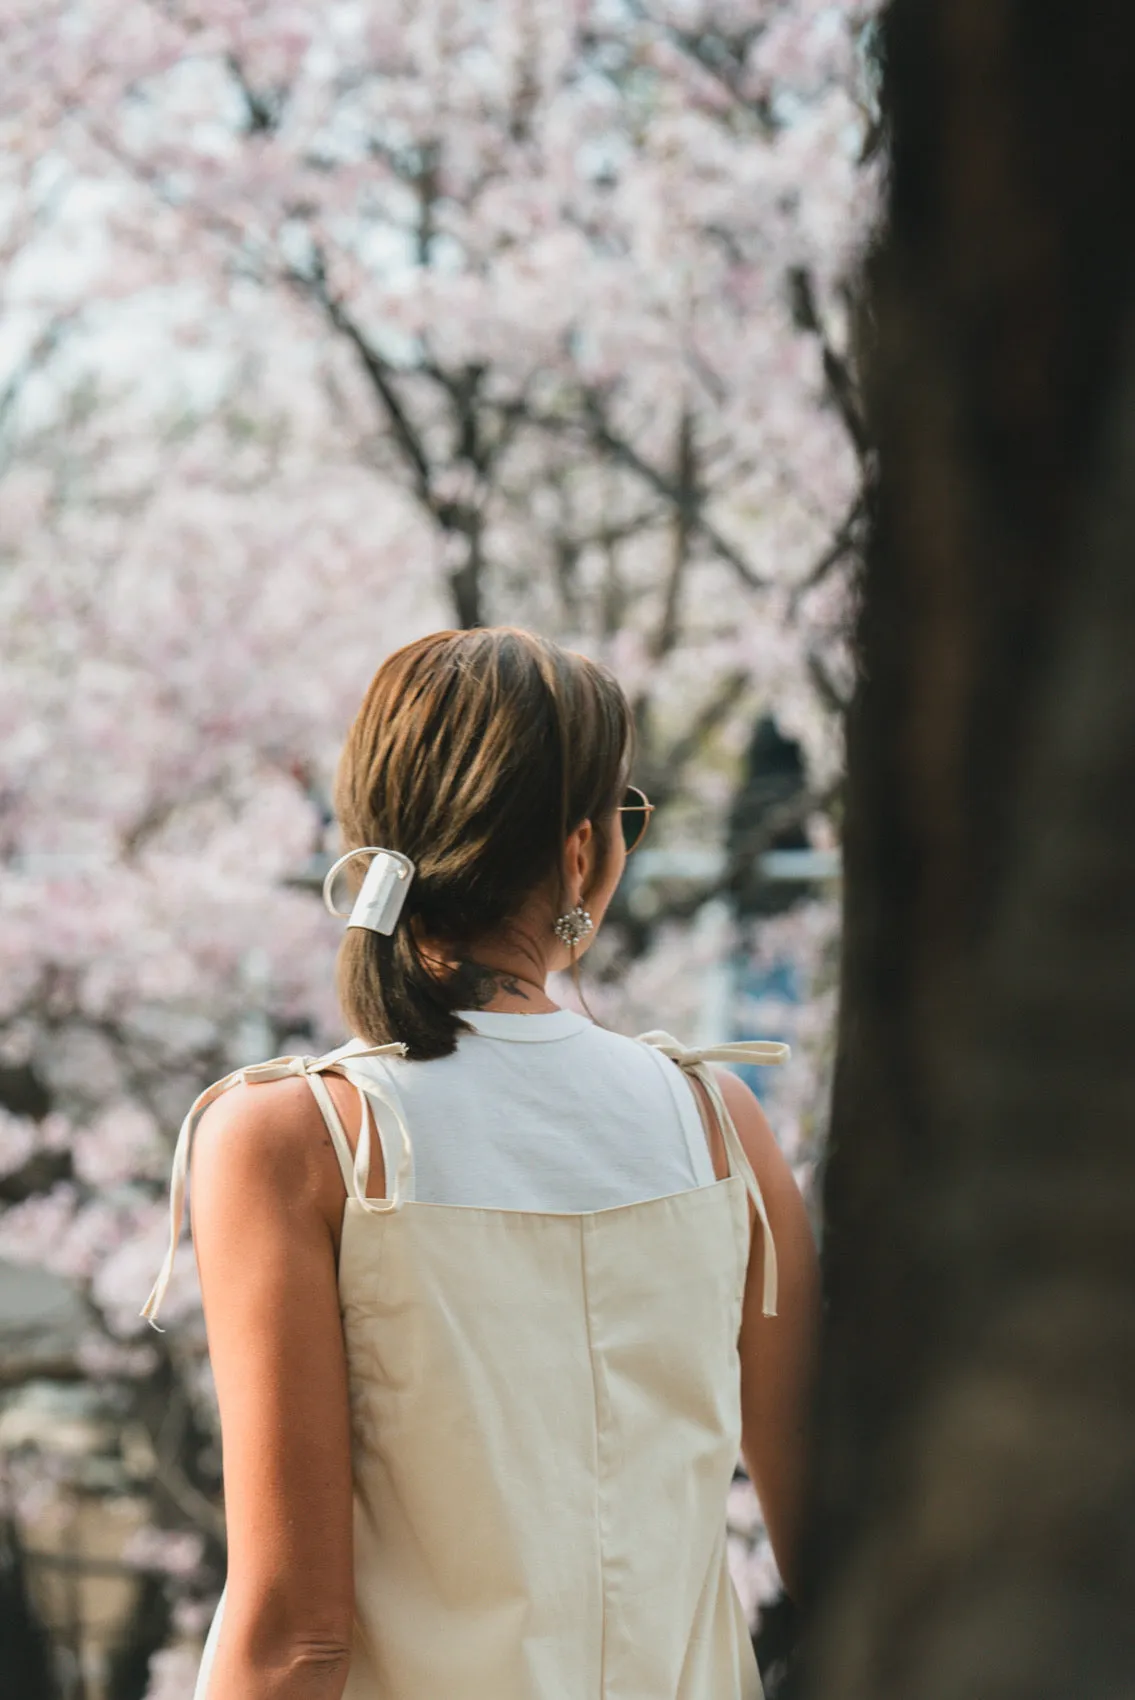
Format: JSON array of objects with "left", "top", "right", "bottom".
[{"left": 322, "top": 847, "right": 416, "bottom": 935}]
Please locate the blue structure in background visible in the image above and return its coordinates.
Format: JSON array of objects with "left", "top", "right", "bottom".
[{"left": 731, "top": 951, "right": 801, "bottom": 1102}]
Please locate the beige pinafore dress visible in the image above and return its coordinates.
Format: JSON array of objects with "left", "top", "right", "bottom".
[{"left": 144, "top": 1029, "right": 786, "bottom": 1700}]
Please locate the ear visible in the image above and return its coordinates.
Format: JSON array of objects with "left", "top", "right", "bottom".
[{"left": 563, "top": 819, "right": 593, "bottom": 902}]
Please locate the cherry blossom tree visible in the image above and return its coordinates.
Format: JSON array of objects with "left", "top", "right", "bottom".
[
  {"left": 6, "top": 0, "right": 875, "bottom": 763},
  {"left": 0, "top": 2, "right": 879, "bottom": 1689}
]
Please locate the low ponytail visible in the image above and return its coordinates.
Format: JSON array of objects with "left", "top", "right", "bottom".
[
  {"left": 337, "top": 904, "right": 468, "bottom": 1061},
  {"left": 332, "top": 628, "right": 633, "bottom": 1061}
]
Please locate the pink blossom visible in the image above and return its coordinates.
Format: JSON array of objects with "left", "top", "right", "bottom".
[
  {"left": 124, "top": 1524, "right": 205, "bottom": 1578},
  {"left": 0, "top": 1184, "right": 79, "bottom": 1266},
  {"left": 143, "top": 1644, "right": 201, "bottom": 1700},
  {"left": 75, "top": 1331, "right": 159, "bottom": 1379},
  {"left": 0, "top": 1108, "right": 39, "bottom": 1179}
]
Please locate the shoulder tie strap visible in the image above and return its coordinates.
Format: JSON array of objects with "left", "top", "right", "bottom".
[
  {"left": 141, "top": 1043, "right": 408, "bottom": 1329},
  {"left": 637, "top": 1031, "right": 790, "bottom": 1317}
]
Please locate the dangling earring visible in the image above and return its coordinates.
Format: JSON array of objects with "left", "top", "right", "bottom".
[{"left": 553, "top": 904, "right": 593, "bottom": 948}]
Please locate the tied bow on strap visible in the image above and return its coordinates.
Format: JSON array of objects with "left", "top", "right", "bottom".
[
  {"left": 638, "top": 1032, "right": 790, "bottom": 1317},
  {"left": 142, "top": 1029, "right": 790, "bottom": 1328},
  {"left": 141, "top": 1043, "right": 408, "bottom": 1328}
]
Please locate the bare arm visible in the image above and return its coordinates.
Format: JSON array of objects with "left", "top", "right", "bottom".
[
  {"left": 717, "top": 1069, "right": 821, "bottom": 1600},
  {"left": 190, "top": 1076, "right": 363, "bottom": 1700}
]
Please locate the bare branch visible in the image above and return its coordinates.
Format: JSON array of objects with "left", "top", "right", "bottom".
[
  {"left": 225, "top": 52, "right": 284, "bottom": 136},
  {"left": 296, "top": 260, "right": 433, "bottom": 505},
  {"left": 150, "top": 1377, "right": 227, "bottom": 1545},
  {"left": 789, "top": 490, "right": 868, "bottom": 613},
  {"left": 623, "top": 3, "right": 777, "bottom": 135},
  {"left": 572, "top": 393, "right": 768, "bottom": 589},
  {"left": 150, "top": 1455, "right": 226, "bottom": 1547},
  {"left": 650, "top": 410, "right": 698, "bottom": 660},
  {"left": 292, "top": 259, "right": 488, "bottom": 624},
  {"left": 20, "top": 1546, "right": 202, "bottom": 1580},
  {"left": 0, "top": 313, "right": 76, "bottom": 468},
  {"left": 788, "top": 266, "right": 869, "bottom": 459},
  {"left": 808, "top": 647, "right": 853, "bottom": 717},
  {"left": 656, "top": 667, "right": 751, "bottom": 796}
]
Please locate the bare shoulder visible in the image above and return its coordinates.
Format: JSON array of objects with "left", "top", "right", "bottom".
[
  {"left": 191, "top": 1074, "right": 350, "bottom": 1222},
  {"left": 714, "top": 1068, "right": 785, "bottom": 1181},
  {"left": 194, "top": 1075, "right": 324, "bottom": 1175},
  {"left": 711, "top": 1067, "right": 812, "bottom": 1237}
]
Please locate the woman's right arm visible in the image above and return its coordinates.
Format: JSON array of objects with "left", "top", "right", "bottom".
[{"left": 716, "top": 1070, "right": 822, "bottom": 1601}]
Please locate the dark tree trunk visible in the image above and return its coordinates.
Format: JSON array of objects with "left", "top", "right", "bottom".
[
  {"left": 105, "top": 1572, "right": 171, "bottom": 1700},
  {"left": 0, "top": 1518, "right": 57, "bottom": 1699},
  {"left": 805, "top": 4, "right": 1135, "bottom": 1694}
]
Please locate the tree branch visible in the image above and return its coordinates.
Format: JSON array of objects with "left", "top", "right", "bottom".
[
  {"left": 0, "top": 314, "right": 75, "bottom": 469},
  {"left": 296, "top": 260, "right": 434, "bottom": 506},
  {"left": 650, "top": 409, "right": 698, "bottom": 660},
  {"left": 790, "top": 490, "right": 868, "bottom": 613},
  {"left": 292, "top": 260, "right": 489, "bottom": 624},
  {"left": 225, "top": 52, "right": 284, "bottom": 136},
  {"left": 572, "top": 392, "right": 768, "bottom": 589},
  {"left": 788, "top": 266, "right": 869, "bottom": 459},
  {"left": 654, "top": 667, "right": 751, "bottom": 799},
  {"left": 807, "top": 647, "right": 853, "bottom": 716},
  {"left": 624, "top": 3, "right": 777, "bottom": 135}
]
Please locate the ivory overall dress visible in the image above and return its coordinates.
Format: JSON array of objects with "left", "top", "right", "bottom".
[{"left": 144, "top": 1011, "right": 786, "bottom": 1700}]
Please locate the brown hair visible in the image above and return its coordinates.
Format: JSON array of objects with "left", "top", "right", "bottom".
[{"left": 334, "top": 628, "right": 633, "bottom": 1060}]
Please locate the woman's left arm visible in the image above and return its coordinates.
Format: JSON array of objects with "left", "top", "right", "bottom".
[{"left": 189, "top": 1075, "right": 358, "bottom": 1700}]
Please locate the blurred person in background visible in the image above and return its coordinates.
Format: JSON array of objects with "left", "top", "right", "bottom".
[{"left": 143, "top": 627, "right": 819, "bottom": 1700}]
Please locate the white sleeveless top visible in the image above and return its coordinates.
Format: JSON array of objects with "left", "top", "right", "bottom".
[{"left": 336, "top": 1007, "right": 717, "bottom": 1210}]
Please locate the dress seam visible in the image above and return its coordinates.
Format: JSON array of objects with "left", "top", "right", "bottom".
[{"left": 579, "top": 1215, "right": 608, "bottom": 1697}]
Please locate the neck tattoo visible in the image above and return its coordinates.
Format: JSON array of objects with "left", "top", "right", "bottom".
[{"left": 454, "top": 960, "right": 539, "bottom": 1008}]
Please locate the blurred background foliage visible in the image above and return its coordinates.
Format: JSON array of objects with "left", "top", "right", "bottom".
[{"left": 0, "top": 2, "right": 879, "bottom": 1693}]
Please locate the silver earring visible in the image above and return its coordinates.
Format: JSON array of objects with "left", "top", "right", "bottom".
[{"left": 553, "top": 904, "right": 593, "bottom": 948}]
